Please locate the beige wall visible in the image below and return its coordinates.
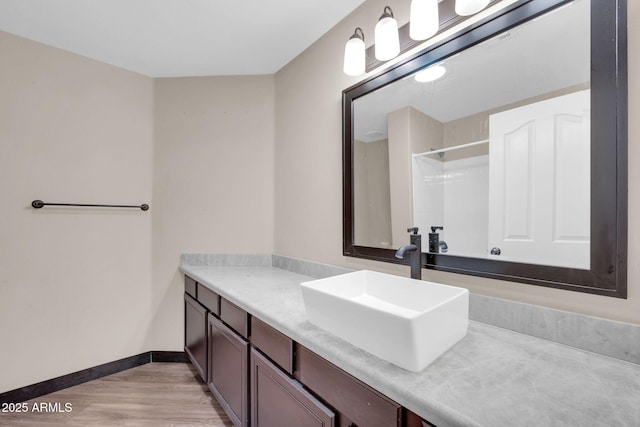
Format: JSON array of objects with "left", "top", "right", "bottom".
[
  {"left": 387, "top": 107, "right": 441, "bottom": 245},
  {"left": 354, "top": 138, "right": 392, "bottom": 247},
  {"left": 274, "top": 0, "right": 640, "bottom": 325},
  {"left": 150, "top": 75, "right": 275, "bottom": 350},
  {"left": 442, "top": 84, "right": 591, "bottom": 162},
  {"left": 0, "top": 34, "right": 275, "bottom": 393},
  {"left": 388, "top": 108, "right": 415, "bottom": 246},
  {"left": 0, "top": 32, "right": 154, "bottom": 392}
]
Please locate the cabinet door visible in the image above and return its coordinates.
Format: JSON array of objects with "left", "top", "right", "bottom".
[
  {"left": 295, "top": 345, "right": 401, "bottom": 427},
  {"left": 251, "top": 348, "right": 334, "bottom": 427},
  {"left": 208, "top": 313, "right": 249, "bottom": 427},
  {"left": 184, "top": 293, "right": 207, "bottom": 381}
]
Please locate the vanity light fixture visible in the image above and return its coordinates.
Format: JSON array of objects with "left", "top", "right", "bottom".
[
  {"left": 414, "top": 64, "right": 446, "bottom": 82},
  {"left": 374, "top": 6, "right": 400, "bottom": 61},
  {"left": 410, "top": 0, "right": 440, "bottom": 40},
  {"left": 343, "top": 27, "right": 366, "bottom": 76},
  {"left": 343, "top": 0, "right": 492, "bottom": 76},
  {"left": 455, "top": 0, "right": 490, "bottom": 16}
]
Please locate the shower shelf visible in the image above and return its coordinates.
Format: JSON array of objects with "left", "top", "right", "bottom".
[{"left": 413, "top": 139, "right": 489, "bottom": 158}]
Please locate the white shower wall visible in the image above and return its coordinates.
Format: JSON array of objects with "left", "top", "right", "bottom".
[{"left": 413, "top": 154, "right": 489, "bottom": 257}]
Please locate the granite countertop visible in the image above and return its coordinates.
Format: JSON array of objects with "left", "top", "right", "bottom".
[{"left": 180, "top": 262, "right": 640, "bottom": 427}]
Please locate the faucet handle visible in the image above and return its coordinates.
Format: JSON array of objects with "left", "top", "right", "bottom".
[{"left": 407, "top": 227, "right": 419, "bottom": 234}]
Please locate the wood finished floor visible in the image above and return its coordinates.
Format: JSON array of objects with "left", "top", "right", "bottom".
[{"left": 0, "top": 362, "right": 233, "bottom": 426}]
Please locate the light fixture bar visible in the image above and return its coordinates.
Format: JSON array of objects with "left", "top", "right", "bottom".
[{"left": 364, "top": 0, "right": 500, "bottom": 73}]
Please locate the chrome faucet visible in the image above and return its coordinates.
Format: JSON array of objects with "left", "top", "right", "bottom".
[{"left": 395, "top": 227, "right": 422, "bottom": 280}]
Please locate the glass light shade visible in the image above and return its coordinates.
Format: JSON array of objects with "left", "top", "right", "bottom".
[
  {"left": 375, "top": 11, "right": 400, "bottom": 61},
  {"left": 455, "top": 0, "right": 490, "bottom": 16},
  {"left": 410, "top": 0, "right": 440, "bottom": 40},
  {"left": 414, "top": 65, "right": 446, "bottom": 82},
  {"left": 343, "top": 36, "right": 366, "bottom": 76}
]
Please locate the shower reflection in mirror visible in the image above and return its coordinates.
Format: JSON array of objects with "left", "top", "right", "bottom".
[{"left": 352, "top": 0, "right": 590, "bottom": 270}]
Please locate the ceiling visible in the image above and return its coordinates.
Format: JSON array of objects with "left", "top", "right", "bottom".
[{"left": 0, "top": 0, "right": 366, "bottom": 77}]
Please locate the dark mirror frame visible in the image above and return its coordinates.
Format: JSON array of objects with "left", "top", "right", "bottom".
[{"left": 343, "top": 0, "right": 627, "bottom": 297}]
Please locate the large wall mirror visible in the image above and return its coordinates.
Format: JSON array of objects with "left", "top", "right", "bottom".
[{"left": 343, "top": 0, "right": 627, "bottom": 297}]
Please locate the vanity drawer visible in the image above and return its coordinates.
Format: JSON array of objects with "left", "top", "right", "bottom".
[
  {"left": 220, "top": 298, "right": 249, "bottom": 338},
  {"left": 197, "top": 283, "right": 219, "bottom": 315},
  {"left": 250, "top": 317, "right": 294, "bottom": 375},
  {"left": 184, "top": 275, "right": 197, "bottom": 298},
  {"left": 295, "top": 345, "right": 401, "bottom": 427}
]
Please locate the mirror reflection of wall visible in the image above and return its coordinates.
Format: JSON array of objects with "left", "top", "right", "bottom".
[
  {"left": 353, "top": 0, "right": 590, "bottom": 269},
  {"left": 354, "top": 136, "right": 392, "bottom": 248}
]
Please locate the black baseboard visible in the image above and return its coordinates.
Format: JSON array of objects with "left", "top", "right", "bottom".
[
  {"left": 151, "top": 351, "right": 189, "bottom": 363},
  {"left": 0, "top": 351, "right": 188, "bottom": 404}
]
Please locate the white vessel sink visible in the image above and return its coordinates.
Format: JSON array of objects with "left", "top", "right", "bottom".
[{"left": 300, "top": 270, "right": 469, "bottom": 372}]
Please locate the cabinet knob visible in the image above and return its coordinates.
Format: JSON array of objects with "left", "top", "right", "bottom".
[{"left": 490, "top": 247, "right": 501, "bottom": 255}]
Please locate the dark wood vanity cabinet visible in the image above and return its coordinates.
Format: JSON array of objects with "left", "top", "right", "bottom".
[
  {"left": 184, "top": 275, "right": 250, "bottom": 426},
  {"left": 184, "top": 293, "right": 207, "bottom": 381},
  {"left": 295, "top": 345, "right": 402, "bottom": 427},
  {"left": 247, "top": 318, "right": 434, "bottom": 427},
  {"left": 250, "top": 317, "right": 336, "bottom": 426},
  {"left": 208, "top": 313, "right": 249, "bottom": 427},
  {"left": 184, "top": 275, "right": 434, "bottom": 427},
  {"left": 184, "top": 277, "right": 221, "bottom": 383}
]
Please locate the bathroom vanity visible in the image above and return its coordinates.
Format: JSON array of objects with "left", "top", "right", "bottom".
[
  {"left": 181, "top": 255, "right": 640, "bottom": 427},
  {"left": 184, "top": 269, "right": 415, "bottom": 426}
]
